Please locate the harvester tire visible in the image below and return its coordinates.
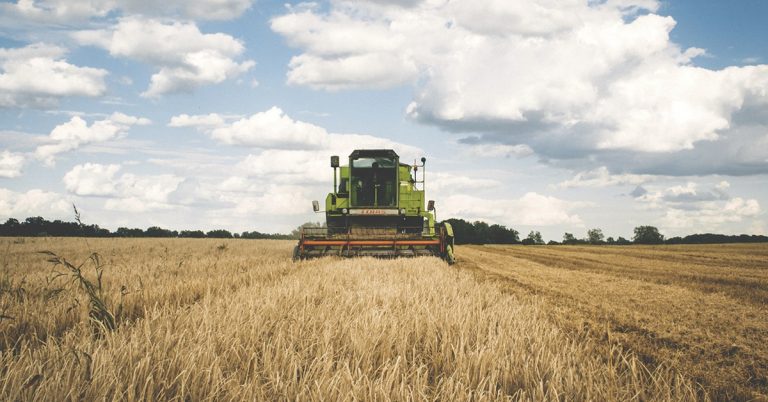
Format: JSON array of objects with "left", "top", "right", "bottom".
[
  {"left": 445, "top": 245, "right": 455, "bottom": 265},
  {"left": 292, "top": 246, "right": 301, "bottom": 262}
]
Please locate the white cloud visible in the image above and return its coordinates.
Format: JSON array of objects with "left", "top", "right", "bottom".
[
  {"left": 63, "top": 163, "right": 185, "bottom": 212},
  {"left": 442, "top": 192, "right": 583, "bottom": 226},
  {"left": 0, "top": 151, "right": 25, "bottom": 178},
  {"left": 272, "top": 0, "right": 768, "bottom": 174},
  {"left": 662, "top": 198, "right": 760, "bottom": 230},
  {"left": 35, "top": 112, "right": 149, "bottom": 166},
  {"left": 465, "top": 144, "right": 533, "bottom": 159},
  {"left": 0, "top": 0, "right": 113, "bottom": 23},
  {"left": 172, "top": 106, "right": 423, "bottom": 157},
  {"left": 74, "top": 17, "right": 255, "bottom": 97},
  {"left": 429, "top": 172, "right": 502, "bottom": 195},
  {"left": 63, "top": 163, "right": 121, "bottom": 196},
  {"left": 271, "top": 10, "right": 419, "bottom": 90},
  {"left": 558, "top": 166, "right": 653, "bottom": 188},
  {"left": 0, "top": 188, "right": 71, "bottom": 219},
  {"left": 169, "top": 106, "right": 423, "bottom": 190},
  {"left": 109, "top": 112, "right": 151, "bottom": 126},
  {"left": 634, "top": 181, "right": 761, "bottom": 233},
  {"left": 168, "top": 113, "right": 227, "bottom": 129},
  {"left": 217, "top": 183, "right": 313, "bottom": 216},
  {"left": 211, "top": 107, "right": 328, "bottom": 149},
  {"left": 0, "top": 43, "right": 107, "bottom": 108},
  {"left": 1, "top": 0, "right": 253, "bottom": 22},
  {"left": 118, "top": 173, "right": 184, "bottom": 203}
]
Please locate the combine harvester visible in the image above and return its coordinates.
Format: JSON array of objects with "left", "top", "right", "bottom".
[{"left": 294, "top": 149, "right": 455, "bottom": 264}]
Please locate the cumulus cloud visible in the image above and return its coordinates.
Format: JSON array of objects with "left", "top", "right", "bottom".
[
  {"left": 429, "top": 172, "right": 502, "bottom": 195},
  {"left": 73, "top": 17, "right": 255, "bottom": 96},
  {"left": 0, "top": 151, "right": 25, "bottom": 178},
  {"left": 210, "top": 107, "right": 328, "bottom": 149},
  {"left": 168, "top": 113, "right": 227, "bottom": 130},
  {"left": 272, "top": 0, "right": 768, "bottom": 175},
  {"left": 558, "top": 166, "right": 653, "bottom": 188},
  {"left": 271, "top": 10, "right": 419, "bottom": 90},
  {"left": 464, "top": 143, "right": 533, "bottom": 159},
  {"left": 634, "top": 181, "right": 761, "bottom": 233},
  {"left": 63, "top": 163, "right": 184, "bottom": 212},
  {"left": 0, "top": 188, "right": 71, "bottom": 219},
  {"left": 442, "top": 192, "right": 583, "bottom": 226},
  {"left": 169, "top": 106, "right": 423, "bottom": 188},
  {"left": 662, "top": 198, "right": 760, "bottom": 230},
  {"left": 216, "top": 183, "right": 314, "bottom": 216},
  {"left": 171, "top": 106, "right": 422, "bottom": 155},
  {"left": 1, "top": 0, "right": 253, "bottom": 22},
  {"left": 35, "top": 112, "right": 150, "bottom": 166},
  {"left": 0, "top": 43, "right": 107, "bottom": 108},
  {"left": 63, "top": 163, "right": 121, "bottom": 196}
]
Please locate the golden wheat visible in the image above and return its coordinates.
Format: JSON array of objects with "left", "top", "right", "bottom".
[
  {"left": 460, "top": 244, "right": 768, "bottom": 400},
  {"left": 1, "top": 238, "right": 700, "bottom": 400}
]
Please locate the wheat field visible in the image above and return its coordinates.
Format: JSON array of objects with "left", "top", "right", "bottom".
[{"left": 2, "top": 238, "right": 762, "bottom": 400}]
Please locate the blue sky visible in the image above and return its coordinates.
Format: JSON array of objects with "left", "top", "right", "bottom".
[{"left": 1, "top": 0, "right": 767, "bottom": 241}]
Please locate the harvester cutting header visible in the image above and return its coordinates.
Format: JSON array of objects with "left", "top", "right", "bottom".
[{"left": 293, "top": 149, "right": 454, "bottom": 264}]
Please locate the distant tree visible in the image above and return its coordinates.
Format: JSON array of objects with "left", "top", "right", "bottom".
[
  {"left": 442, "top": 219, "right": 520, "bottom": 245},
  {"left": 547, "top": 240, "right": 560, "bottom": 245},
  {"left": 562, "top": 232, "right": 577, "bottom": 245},
  {"left": 587, "top": 228, "right": 605, "bottom": 245},
  {"left": 206, "top": 229, "right": 233, "bottom": 238},
  {"left": 0, "top": 215, "right": 297, "bottom": 240},
  {"left": 473, "top": 221, "right": 491, "bottom": 243},
  {"left": 145, "top": 226, "right": 176, "bottom": 238},
  {"left": 180, "top": 230, "right": 206, "bottom": 238},
  {"left": 488, "top": 224, "right": 519, "bottom": 244},
  {"left": 665, "top": 233, "right": 768, "bottom": 244},
  {"left": 616, "top": 236, "right": 631, "bottom": 245},
  {"left": 526, "top": 230, "right": 544, "bottom": 245},
  {"left": 606, "top": 236, "right": 616, "bottom": 245},
  {"left": 116, "top": 227, "right": 144, "bottom": 237},
  {"left": 0, "top": 218, "right": 19, "bottom": 236},
  {"left": 633, "top": 225, "right": 664, "bottom": 244},
  {"left": 665, "top": 236, "right": 683, "bottom": 244}
]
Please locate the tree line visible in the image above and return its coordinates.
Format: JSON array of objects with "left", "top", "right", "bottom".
[
  {"left": 444, "top": 219, "right": 768, "bottom": 245},
  {"left": 2, "top": 216, "right": 766, "bottom": 245},
  {"left": 0, "top": 217, "right": 293, "bottom": 240}
]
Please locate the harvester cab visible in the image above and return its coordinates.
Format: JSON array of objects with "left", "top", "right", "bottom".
[{"left": 293, "top": 149, "right": 455, "bottom": 264}]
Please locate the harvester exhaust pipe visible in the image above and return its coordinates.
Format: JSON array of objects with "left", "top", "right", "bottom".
[
  {"left": 421, "top": 157, "right": 426, "bottom": 197},
  {"left": 331, "top": 155, "right": 339, "bottom": 192}
]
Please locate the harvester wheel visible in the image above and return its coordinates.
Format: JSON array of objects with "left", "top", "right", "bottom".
[
  {"left": 292, "top": 246, "right": 301, "bottom": 262},
  {"left": 445, "top": 245, "right": 455, "bottom": 265}
]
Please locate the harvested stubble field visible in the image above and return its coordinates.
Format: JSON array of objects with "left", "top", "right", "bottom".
[{"left": 0, "top": 238, "right": 764, "bottom": 401}]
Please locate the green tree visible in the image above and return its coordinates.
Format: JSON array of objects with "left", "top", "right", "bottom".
[
  {"left": 562, "top": 232, "right": 578, "bottom": 245},
  {"left": 488, "top": 224, "right": 520, "bottom": 244},
  {"left": 180, "top": 230, "right": 206, "bottom": 238},
  {"left": 587, "top": 228, "right": 605, "bottom": 245},
  {"left": 526, "top": 230, "right": 544, "bottom": 245},
  {"left": 633, "top": 226, "right": 664, "bottom": 244},
  {"left": 206, "top": 229, "right": 233, "bottom": 238}
]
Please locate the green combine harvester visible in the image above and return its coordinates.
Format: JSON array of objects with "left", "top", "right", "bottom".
[{"left": 293, "top": 149, "right": 455, "bottom": 264}]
